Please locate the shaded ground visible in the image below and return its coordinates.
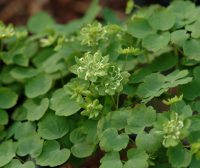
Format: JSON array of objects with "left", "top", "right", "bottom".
[{"left": 0, "top": 0, "right": 127, "bottom": 25}]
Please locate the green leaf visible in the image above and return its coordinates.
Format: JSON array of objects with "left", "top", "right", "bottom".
[
  {"left": 186, "top": 20, "right": 200, "bottom": 38},
  {"left": 183, "top": 39, "right": 200, "bottom": 61},
  {"left": 182, "top": 66, "right": 200, "bottom": 100},
  {"left": 190, "top": 157, "right": 200, "bottom": 168},
  {"left": 36, "top": 140, "right": 70, "bottom": 167},
  {"left": 100, "top": 152, "right": 123, "bottom": 168},
  {"left": 171, "top": 30, "right": 189, "bottom": 45},
  {"left": 24, "top": 98, "right": 49, "bottom": 121},
  {"left": 136, "top": 70, "right": 192, "bottom": 103},
  {"left": 148, "top": 8, "right": 175, "bottom": 31},
  {"left": 28, "top": 12, "right": 55, "bottom": 33},
  {"left": 16, "top": 133, "right": 43, "bottom": 157},
  {"left": 124, "top": 149, "right": 149, "bottom": 168},
  {"left": 11, "top": 122, "right": 36, "bottom": 140},
  {"left": 168, "top": 0, "right": 198, "bottom": 27},
  {"left": 4, "top": 159, "right": 35, "bottom": 168},
  {"left": 127, "top": 18, "right": 154, "bottom": 38},
  {"left": 126, "top": 105, "right": 156, "bottom": 134},
  {"left": 0, "top": 109, "right": 8, "bottom": 125},
  {"left": 12, "top": 106, "right": 27, "bottom": 121},
  {"left": 129, "top": 67, "right": 152, "bottom": 84},
  {"left": 50, "top": 88, "right": 81, "bottom": 116},
  {"left": 0, "top": 87, "right": 18, "bottom": 109},
  {"left": 71, "top": 142, "right": 95, "bottom": 158},
  {"left": 25, "top": 73, "right": 52, "bottom": 98},
  {"left": 136, "top": 131, "right": 162, "bottom": 153},
  {"left": 167, "top": 144, "right": 192, "bottom": 168},
  {"left": 10, "top": 67, "right": 38, "bottom": 80},
  {"left": 170, "top": 101, "right": 192, "bottom": 119},
  {"left": 99, "top": 128, "right": 129, "bottom": 152},
  {"left": 0, "top": 141, "right": 16, "bottom": 167},
  {"left": 38, "top": 111, "right": 69, "bottom": 140},
  {"left": 149, "top": 53, "right": 178, "bottom": 72},
  {"left": 142, "top": 32, "right": 170, "bottom": 52}
]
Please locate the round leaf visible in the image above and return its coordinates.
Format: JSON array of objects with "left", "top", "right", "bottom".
[
  {"left": 99, "top": 128, "right": 129, "bottom": 152},
  {"left": 17, "top": 133, "right": 43, "bottom": 157},
  {"left": 25, "top": 73, "right": 52, "bottom": 98},
  {"left": 38, "top": 111, "right": 69, "bottom": 140},
  {"left": 0, "top": 87, "right": 18, "bottom": 109},
  {"left": 36, "top": 140, "right": 70, "bottom": 167},
  {"left": 0, "top": 109, "right": 8, "bottom": 125},
  {"left": 148, "top": 8, "right": 175, "bottom": 30},
  {"left": 100, "top": 152, "right": 123, "bottom": 168},
  {"left": 142, "top": 32, "right": 170, "bottom": 52},
  {"left": 127, "top": 18, "right": 154, "bottom": 38},
  {"left": 50, "top": 88, "right": 81, "bottom": 116},
  {"left": 167, "top": 144, "right": 192, "bottom": 168},
  {"left": 4, "top": 159, "right": 35, "bottom": 168},
  {"left": 24, "top": 98, "right": 49, "bottom": 121},
  {"left": 183, "top": 39, "right": 200, "bottom": 61},
  {"left": 0, "top": 141, "right": 16, "bottom": 167},
  {"left": 71, "top": 142, "right": 95, "bottom": 158}
]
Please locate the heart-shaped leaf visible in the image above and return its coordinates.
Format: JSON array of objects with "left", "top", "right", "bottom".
[
  {"left": 99, "top": 128, "right": 129, "bottom": 152},
  {"left": 24, "top": 98, "right": 49, "bottom": 121},
  {"left": 35, "top": 140, "right": 70, "bottom": 167},
  {"left": 100, "top": 152, "right": 123, "bottom": 168},
  {"left": 4, "top": 159, "right": 35, "bottom": 168}
]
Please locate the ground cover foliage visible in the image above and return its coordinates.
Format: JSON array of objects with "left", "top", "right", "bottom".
[{"left": 1, "top": 0, "right": 200, "bottom": 167}]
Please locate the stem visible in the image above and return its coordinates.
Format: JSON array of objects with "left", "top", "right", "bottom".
[
  {"left": 116, "top": 93, "right": 119, "bottom": 110},
  {"left": 111, "top": 96, "right": 116, "bottom": 108}
]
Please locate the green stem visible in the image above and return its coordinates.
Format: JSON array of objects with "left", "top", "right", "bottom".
[{"left": 116, "top": 93, "right": 119, "bottom": 110}]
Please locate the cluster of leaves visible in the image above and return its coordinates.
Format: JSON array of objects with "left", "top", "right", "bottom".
[{"left": 1, "top": 0, "right": 200, "bottom": 167}]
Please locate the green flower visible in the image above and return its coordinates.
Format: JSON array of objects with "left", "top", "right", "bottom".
[
  {"left": 81, "top": 98, "right": 103, "bottom": 119},
  {"left": 162, "top": 112, "right": 184, "bottom": 147},
  {"left": 0, "top": 23, "right": 15, "bottom": 39},
  {"left": 191, "top": 141, "right": 200, "bottom": 159},
  {"left": 75, "top": 51, "right": 109, "bottom": 82},
  {"left": 95, "top": 65, "right": 130, "bottom": 95},
  {"left": 64, "top": 78, "right": 91, "bottom": 103},
  {"left": 80, "top": 22, "right": 106, "bottom": 46}
]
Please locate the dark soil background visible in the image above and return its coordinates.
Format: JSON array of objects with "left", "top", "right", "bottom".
[{"left": 2, "top": 0, "right": 196, "bottom": 26}]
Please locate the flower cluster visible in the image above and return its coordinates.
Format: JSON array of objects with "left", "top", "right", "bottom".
[
  {"left": 162, "top": 113, "right": 184, "bottom": 147},
  {"left": 95, "top": 65, "right": 130, "bottom": 95},
  {"left": 64, "top": 78, "right": 91, "bottom": 103},
  {"left": 0, "top": 22, "right": 15, "bottom": 39},
  {"left": 80, "top": 22, "right": 107, "bottom": 46},
  {"left": 75, "top": 51, "right": 109, "bottom": 82},
  {"left": 81, "top": 98, "right": 103, "bottom": 119}
]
